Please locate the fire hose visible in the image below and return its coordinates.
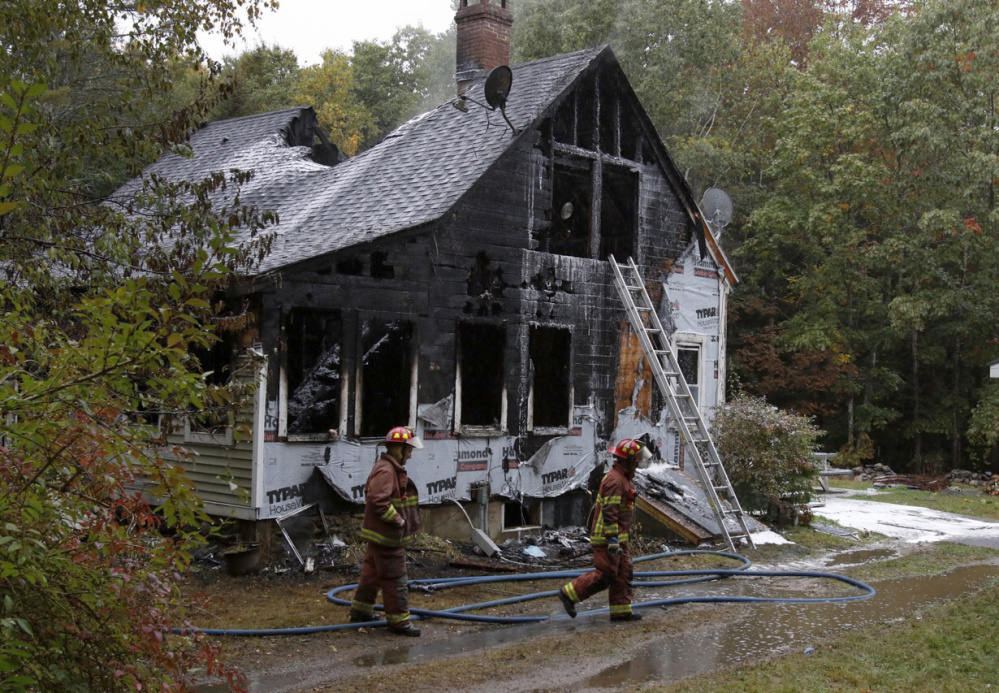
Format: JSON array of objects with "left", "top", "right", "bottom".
[{"left": 174, "top": 549, "right": 876, "bottom": 636}]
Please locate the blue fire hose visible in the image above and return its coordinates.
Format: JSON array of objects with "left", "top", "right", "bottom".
[{"left": 174, "top": 549, "right": 876, "bottom": 636}]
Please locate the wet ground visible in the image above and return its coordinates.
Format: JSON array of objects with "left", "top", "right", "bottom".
[{"left": 193, "top": 497, "right": 999, "bottom": 692}]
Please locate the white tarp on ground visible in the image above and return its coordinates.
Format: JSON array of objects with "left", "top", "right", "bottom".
[{"left": 814, "top": 493, "right": 999, "bottom": 545}]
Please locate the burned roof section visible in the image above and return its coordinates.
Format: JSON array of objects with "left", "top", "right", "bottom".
[{"left": 114, "top": 46, "right": 727, "bottom": 279}]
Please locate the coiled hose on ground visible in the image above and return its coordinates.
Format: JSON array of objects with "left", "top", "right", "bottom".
[{"left": 175, "top": 549, "right": 876, "bottom": 636}]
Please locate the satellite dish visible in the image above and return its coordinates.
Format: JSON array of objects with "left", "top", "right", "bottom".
[
  {"left": 560, "top": 202, "right": 573, "bottom": 220},
  {"left": 484, "top": 65, "right": 513, "bottom": 110},
  {"left": 701, "top": 187, "right": 733, "bottom": 232}
]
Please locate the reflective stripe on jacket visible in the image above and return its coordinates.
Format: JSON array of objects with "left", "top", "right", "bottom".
[
  {"left": 361, "top": 452, "right": 422, "bottom": 547},
  {"left": 590, "top": 462, "right": 635, "bottom": 545}
]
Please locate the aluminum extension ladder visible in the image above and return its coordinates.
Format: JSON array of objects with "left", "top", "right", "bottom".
[{"left": 609, "top": 255, "right": 755, "bottom": 551}]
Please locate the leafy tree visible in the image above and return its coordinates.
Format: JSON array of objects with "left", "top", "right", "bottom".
[
  {"left": 350, "top": 27, "right": 445, "bottom": 150},
  {"left": 295, "top": 49, "right": 375, "bottom": 157},
  {"left": 0, "top": 0, "right": 276, "bottom": 689},
  {"left": 212, "top": 44, "right": 302, "bottom": 121}
]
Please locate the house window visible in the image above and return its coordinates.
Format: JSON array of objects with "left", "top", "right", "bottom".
[
  {"left": 284, "top": 309, "right": 343, "bottom": 438},
  {"left": 673, "top": 333, "right": 705, "bottom": 413},
  {"left": 503, "top": 499, "right": 542, "bottom": 531},
  {"left": 549, "top": 159, "right": 592, "bottom": 258},
  {"left": 356, "top": 319, "right": 415, "bottom": 437},
  {"left": 600, "top": 164, "right": 638, "bottom": 260},
  {"left": 528, "top": 326, "right": 572, "bottom": 432},
  {"left": 456, "top": 323, "right": 506, "bottom": 433},
  {"left": 186, "top": 329, "right": 237, "bottom": 445}
]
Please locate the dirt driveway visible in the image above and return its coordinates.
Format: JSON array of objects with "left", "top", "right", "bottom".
[{"left": 191, "top": 498, "right": 999, "bottom": 692}]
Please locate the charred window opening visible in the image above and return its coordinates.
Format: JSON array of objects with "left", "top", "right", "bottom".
[
  {"left": 357, "top": 319, "right": 414, "bottom": 437},
  {"left": 503, "top": 499, "right": 542, "bottom": 530},
  {"left": 187, "top": 328, "right": 237, "bottom": 437},
  {"left": 529, "top": 326, "right": 572, "bottom": 431},
  {"left": 553, "top": 95, "right": 576, "bottom": 145},
  {"left": 370, "top": 251, "right": 395, "bottom": 279},
  {"left": 599, "top": 89, "right": 616, "bottom": 156},
  {"left": 619, "top": 104, "right": 639, "bottom": 161},
  {"left": 549, "top": 159, "right": 592, "bottom": 257},
  {"left": 575, "top": 79, "right": 596, "bottom": 150},
  {"left": 458, "top": 323, "right": 505, "bottom": 430},
  {"left": 336, "top": 256, "right": 363, "bottom": 275},
  {"left": 600, "top": 165, "right": 638, "bottom": 260},
  {"left": 286, "top": 309, "right": 342, "bottom": 436}
]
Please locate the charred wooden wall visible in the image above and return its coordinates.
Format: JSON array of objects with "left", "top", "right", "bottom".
[{"left": 248, "top": 108, "right": 697, "bottom": 447}]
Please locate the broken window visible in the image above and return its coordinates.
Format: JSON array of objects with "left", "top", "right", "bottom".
[
  {"left": 285, "top": 309, "right": 342, "bottom": 437},
  {"left": 457, "top": 323, "right": 506, "bottom": 431},
  {"left": 357, "top": 319, "right": 415, "bottom": 437},
  {"left": 503, "top": 499, "right": 542, "bottom": 531},
  {"left": 186, "top": 328, "right": 237, "bottom": 443},
  {"left": 529, "top": 326, "right": 572, "bottom": 431},
  {"left": 549, "top": 159, "right": 592, "bottom": 258},
  {"left": 600, "top": 164, "right": 638, "bottom": 260},
  {"left": 370, "top": 251, "right": 395, "bottom": 279}
]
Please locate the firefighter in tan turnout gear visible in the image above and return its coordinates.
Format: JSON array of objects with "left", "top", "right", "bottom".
[
  {"left": 558, "top": 438, "right": 652, "bottom": 622},
  {"left": 349, "top": 426, "right": 424, "bottom": 636}
]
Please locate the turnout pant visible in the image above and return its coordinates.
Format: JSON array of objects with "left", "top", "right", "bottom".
[
  {"left": 351, "top": 542, "right": 411, "bottom": 627},
  {"left": 562, "top": 544, "right": 634, "bottom": 617}
]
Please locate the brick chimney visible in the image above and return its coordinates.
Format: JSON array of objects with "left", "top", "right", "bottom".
[{"left": 455, "top": 0, "right": 513, "bottom": 94}]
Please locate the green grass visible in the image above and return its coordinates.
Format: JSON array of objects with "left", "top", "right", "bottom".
[
  {"left": 828, "top": 480, "right": 999, "bottom": 521},
  {"left": 849, "top": 541, "right": 999, "bottom": 582},
  {"left": 642, "top": 576, "right": 999, "bottom": 693}
]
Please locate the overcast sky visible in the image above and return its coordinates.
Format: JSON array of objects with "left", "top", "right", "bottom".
[{"left": 198, "top": 0, "right": 457, "bottom": 66}]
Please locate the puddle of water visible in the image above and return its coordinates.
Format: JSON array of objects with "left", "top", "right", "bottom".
[
  {"left": 584, "top": 564, "right": 999, "bottom": 689},
  {"left": 824, "top": 548, "right": 896, "bottom": 567}
]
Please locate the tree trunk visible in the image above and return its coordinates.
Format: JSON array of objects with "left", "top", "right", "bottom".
[{"left": 912, "top": 330, "right": 921, "bottom": 468}]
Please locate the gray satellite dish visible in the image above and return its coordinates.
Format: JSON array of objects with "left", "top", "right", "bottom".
[
  {"left": 701, "top": 187, "right": 733, "bottom": 234},
  {"left": 484, "top": 66, "right": 513, "bottom": 110}
]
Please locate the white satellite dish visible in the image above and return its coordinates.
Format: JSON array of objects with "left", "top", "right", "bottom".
[{"left": 701, "top": 187, "right": 733, "bottom": 236}]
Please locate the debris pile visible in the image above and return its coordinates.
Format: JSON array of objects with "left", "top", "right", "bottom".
[
  {"left": 495, "top": 526, "right": 592, "bottom": 565},
  {"left": 851, "top": 463, "right": 895, "bottom": 481},
  {"left": 947, "top": 469, "right": 999, "bottom": 489}
]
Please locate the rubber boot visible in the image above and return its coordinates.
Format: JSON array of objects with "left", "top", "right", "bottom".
[
  {"left": 610, "top": 612, "right": 643, "bottom": 622},
  {"left": 349, "top": 609, "right": 380, "bottom": 623},
  {"left": 388, "top": 623, "right": 421, "bottom": 637},
  {"left": 558, "top": 588, "right": 577, "bottom": 618}
]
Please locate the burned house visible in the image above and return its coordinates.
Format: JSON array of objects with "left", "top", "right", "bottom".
[{"left": 122, "top": 0, "right": 737, "bottom": 542}]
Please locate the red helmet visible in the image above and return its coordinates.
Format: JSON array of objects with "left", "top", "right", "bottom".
[
  {"left": 608, "top": 438, "right": 652, "bottom": 466},
  {"left": 385, "top": 426, "right": 424, "bottom": 449}
]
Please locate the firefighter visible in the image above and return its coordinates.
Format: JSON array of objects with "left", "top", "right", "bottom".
[
  {"left": 349, "top": 426, "right": 424, "bottom": 636},
  {"left": 558, "top": 438, "right": 652, "bottom": 622}
]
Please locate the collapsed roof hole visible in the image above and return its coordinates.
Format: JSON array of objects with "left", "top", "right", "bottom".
[{"left": 370, "top": 251, "right": 395, "bottom": 279}]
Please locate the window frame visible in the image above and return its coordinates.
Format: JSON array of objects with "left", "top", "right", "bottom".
[
  {"left": 353, "top": 317, "right": 418, "bottom": 438},
  {"left": 527, "top": 325, "right": 574, "bottom": 435},
  {"left": 279, "top": 308, "right": 346, "bottom": 442},
  {"left": 671, "top": 332, "right": 707, "bottom": 414},
  {"left": 454, "top": 322, "right": 508, "bottom": 436}
]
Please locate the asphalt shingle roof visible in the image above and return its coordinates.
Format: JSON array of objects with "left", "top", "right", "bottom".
[{"left": 123, "top": 48, "right": 606, "bottom": 275}]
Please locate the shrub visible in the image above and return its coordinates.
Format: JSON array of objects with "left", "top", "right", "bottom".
[{"left": 711, "top": 395, "right": 822, "bottom": 523}]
